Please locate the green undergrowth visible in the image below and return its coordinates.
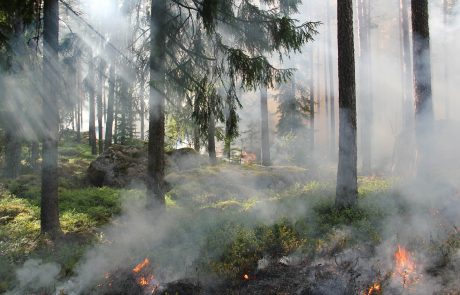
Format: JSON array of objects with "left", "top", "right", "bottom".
[
  {"left": 156, "top": 175, "right": 395, "bottom": 281},
  {"left": 1, "top": 149, "right": 398, "bottom": 293},
  {"left": 0, "top": 185, "right": 129, "bottom": 292}
]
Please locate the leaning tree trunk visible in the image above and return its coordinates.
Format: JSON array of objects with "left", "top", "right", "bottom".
[
  {"left": 411, "top": 0, "right": 434, "bottom": 180},
  {"left": 147, "top": 0, "right": 167, "bottom": 208},
  {"left": 260, "top": 86, "right": 271, "bottom": 166},
  {"left": 41, "top": 0, "right": 61, "bottom": 237},
  {"left": 105, "top": 65, "right": 115, "bottom": 150},
  {"left": 336, "top": 0, "right": 358, "bottom": 209}
]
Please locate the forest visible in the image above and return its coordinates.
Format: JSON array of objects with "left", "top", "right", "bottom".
[{"left": 0, "top": 0, "right": 459, "bottom": 294}]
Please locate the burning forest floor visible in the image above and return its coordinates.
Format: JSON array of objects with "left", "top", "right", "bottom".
[{"left": 1, "top": 143, "right": 460, "bottom": 294}]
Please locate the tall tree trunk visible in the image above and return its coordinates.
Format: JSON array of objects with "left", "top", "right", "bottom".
[
  {"left": 309, "top": 47, "right": 315, "bottom": 154},
  {"left": 119, "top": 79, "right": 128, "bottom": 145},
  {"left": 224, "top": 117, "right": 231, "bottom": 160},
  {"left": 114, "top": 89, "right": 118, "bottom": 145},
  {"left": 336, "top": 0, "right": 358, "bottom": 209},
  {"left": 41, "top": 0, "right": 61, "bottom": 237},
  {"left": 323, "top": 31, "right": 329, "bottom": 125},
  {"left": 260, "top": 86, "right": 271, "bottom": 166},
  {"left": 357, "top": 0, "right": 373, "bottom": 175},
  {"left": 97, "top": 59, "right": 104, "bottom": 154},
  {"left": 4, "top": 131, "right": 21, "bottom": 178},
  {"left": 140, "top": 75, "right": 145, "bottom": 141},
  {"left": 442, "top": 0, "right": 450, "bottom": 119},
  {"left": 208, "top": 113, "right": 217, "bottom": 165},
  {"left": 3, "top": 17, "right": 24, "bottom": 179},
  {"left": 315, "top": 47, "right": 321, "bottom": 115},
  {"left": 105, "top": 65, "right": 115, "bottom": 150},
  {"left": 411, "top": 0, "right": 434, "bottom": 180},
  {"left": 77, "top": 67, "right": 82, "bottom": 143},
  {"left": 128, "top": 91, "right": 134, "bottom": 141},
  {"left": 193, "top": 99, "right": 201, "bottom": 152},
  {"left": 30, "top": 141, "right": 39, "bottom": 172},
  {"left": 147, "top": 0, "right": 167, "bottom": 208},
  {"left": 399, "top": 0, "right": 413, "bottom": 127},
  {"left": 71, "top": 107, "right": 75, "bottom": 131},
  {"left": 327, "top": 0, "right": 336, "bottom": 158},
  {"left": 88, "top": 58, "right": 97, "bottom": 155}
]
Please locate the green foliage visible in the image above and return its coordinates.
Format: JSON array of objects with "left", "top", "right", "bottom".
[
  {"left": 59, "top": 188, "right": 122, "bottom": 225},
  {"left": 203, "top": 219, "right": 305, "bottom": 279},
  {"left": 0, "top": 0, "right": 38, "bottom": 57},
  {"left": 226, "top": 48, "right": 292, "bottom": 90}
]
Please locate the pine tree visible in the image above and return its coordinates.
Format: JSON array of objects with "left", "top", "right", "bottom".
[
  {"left": 357, "top": 0, "right": 373, "bottom": 175},
  {"left": 41, "top": 0, "right": 61, "bottom": 237},
  {"left": 146, "top": 0, "right": 318, "bottom": 207},
  {"left": 147, "top": 0, "right": 167, "bottom": 208},
  {"left": 399, "top": 0, "right": 413, "bottom": 128},
  {"left": 411, "top": 0, "right": 434, "bottom": 180},
  {"left": 260, "top": 86, "right": 271, "bottom": 166},
  {"left": 105, "top": 64, "right": 115, "bottom": 150},
  {"left": 336, "top": 0, "right": 358, "bottom": 209}
]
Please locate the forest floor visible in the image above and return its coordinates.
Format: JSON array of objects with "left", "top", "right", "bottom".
[{"left": 1, "top": 140, "right": 460, "bottom": 294}]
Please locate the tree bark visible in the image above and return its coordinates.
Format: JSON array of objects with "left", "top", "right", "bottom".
[
  {"left": 147, "top": 0, "right": 167, "bottom": 208},
  {"left": 399, "top": 0, "right": 413, "bottom": 128},
  {"left": 208, "top": 113, "right": 217, "bottom": 165},
  {"left": 309, "top": 47, "right": 315, "bottom": 154},
  {"left": 41, "top": 0, "right": 61, "bottom": 237},
  {"left": 97, "top": 59, "right": 105, "bottom": 154},
  {"left": 411, "top": 0, "right": 434, "bottom": 180},
  {"left": 119, "top": 79, "right": 128, "bottom": 145},
  {"left": 3, "top": 16, "right": 24, "bottom": 179},
  {"left": 76, "top": 66, "right": 82, "bottom": 142},
  {"left": 105, "top": 65, "right": 115, "bottom": 150},
  {"left": 88, "top": 58, "right": 97, "bottom": 155},
  {"left": 336, "top": 0, "right": 358, "bottom": 209},
  {"left": 140, "top": 76, "right": 145, "bottom": 141},
  {"left": 442, "top": 0, "right": 450, "bottom": 119},
  {"left": 357, "top": 0, "right": 373, "bottom": 175},
  {"left": 4, "top": 130, "right": 21, "bottom": 178},
  {"left": 30, "top": 141, "right": 39, "bottom": 172},
  {"left": 327, "top": 0, "right": 336, "bottom": 159},
  {"left": 193, "top": 99, "right": 201, "bottom": 152},
  {"left": 260, "top": 86, "right": 271, "bottom": 166}
]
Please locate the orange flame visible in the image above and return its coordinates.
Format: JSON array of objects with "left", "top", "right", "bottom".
[
  {"left": 138, "top": 274, "right": 155, "bottom": 287},
  {"left": 133, "top": 258, "right": 150, "bottom": 273},
  {"left": 394, "top": 245, "right": 418, "bottom": 288},
  {"left": 363, "top": 282, "right": 381, "bottom": 295},
  {"left": 243, "top": 274, "right": 249, "bottom": 280},
  {"left": 132, "top": 258, "right": 159, "bottom": 292}
]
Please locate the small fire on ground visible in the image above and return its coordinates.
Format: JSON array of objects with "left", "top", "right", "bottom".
[
  {"left": 363, "top": 282, "right": 381, "bottom": 295},
  {"left": 393, "top": 245, "right": 421, "bottom": 288},
  {"left": 363, "top": 244, "right": 421, "bottom": 294},
  {"left": 132, "top": 258, "right": 159, "bottom": 294}
]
